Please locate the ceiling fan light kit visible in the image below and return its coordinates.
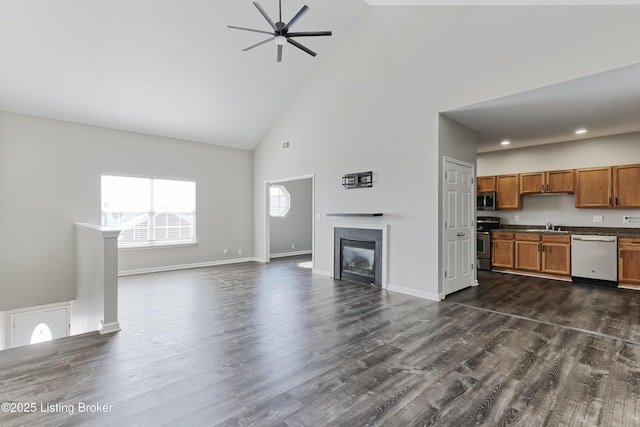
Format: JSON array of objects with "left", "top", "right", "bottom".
[{"left": 228, "top": 0, "right": 332, "bottom": 62}]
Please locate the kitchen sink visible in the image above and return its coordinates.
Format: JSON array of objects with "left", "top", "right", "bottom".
[{"left": 523, "top": 229, "right": 569, "bottom": 234}]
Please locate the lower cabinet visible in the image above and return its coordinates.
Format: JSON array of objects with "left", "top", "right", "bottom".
[
  {"left": 541, "top": 235, "right": 571, "bottom": 276},
  {"left": 491, "top": 231, "right": 514, "bottom": 269},
  {"left": 494, "top": 232, "right": 571, "bottom": 278},
  {"left": 515, "top": 233, "right": 541, "bottom": 271},
  {"left": 619, "top": 238, "right": 640, "bottom": 288}
]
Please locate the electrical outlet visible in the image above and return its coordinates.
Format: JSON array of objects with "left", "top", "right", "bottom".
[
  {"left": 237, "top": 249, "right": 242, "bottom": 255},
  {"left": 623, "top": 215, "right": 630, "bottom": 223},
  {"left": 514, "top": 215, "right": 520, "bottom": 223},
  {"left": 291, "top": 243, "right": 295, "bottom": 250},
  {"left": 593, "top": 215, "right": 603, "bottom": 223},
  {"left": 223, "top": 249, "right": 228, "bottom": 256}
]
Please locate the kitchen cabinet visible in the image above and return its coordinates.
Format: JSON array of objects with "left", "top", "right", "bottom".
[
  {"left": 477, "top": 176, "right": 496, "bottom": 192},
  {"left": 575, "top": 167, "right": 612, "bottom": 208},
  {"left": 515, "top": 233, "right": 541, "bottom": 271},
  {"left": 511, "top": 232, "right": 571, "bottom": 277},
  {"left": 520, "top": 170, "right": 574, "bottom": 195},
  {"left": 491, "top": 231, "right": 514, "bottom": 269},
  {"left": 541, "top": 234, "right": 571, "bottom": 276},
  {"left": 519, "top": 173, "right": 545, "bottom": 195},
  {"left": 618, "top": 237, "right": 640, "bottom": 288},
  {"left": 496, "top": 174, "right": 521, "bottom": 209},
  {"left": 613, "top": 164, "right": 640, "bottom": 208}
]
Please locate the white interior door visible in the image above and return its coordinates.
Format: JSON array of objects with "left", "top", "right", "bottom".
[
  {"left": 11, "top": 307, "right": 69, "bottom": 348},
  {"left": 443, "top": 159, "right": 474, "bottom": 296}
]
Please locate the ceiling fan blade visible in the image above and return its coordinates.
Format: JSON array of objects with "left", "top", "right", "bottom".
[
  {"left": 283, "top": 5, "right": 309, "bottom": 32},
  {"left": 287, "top": 38, "right": 316, "bottom": 57},
  {"left": 287, "top": 31, "right": 332, "bottom": 38},
  {"left": 228, "top": 25, "right": 274, "bottom": 36},
  {"left": 243, "top": 37, "right": 275, "bottom": 51},
  {"left": 277, "top": 44, "right": 283, "bottom": 62},
  {"left": 253, "top": 2, "right": 277, "bottom": 30}
]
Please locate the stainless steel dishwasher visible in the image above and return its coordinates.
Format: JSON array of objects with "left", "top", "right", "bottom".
[{"left": 571, "top": 235, "right": 618, "bottom": 286}]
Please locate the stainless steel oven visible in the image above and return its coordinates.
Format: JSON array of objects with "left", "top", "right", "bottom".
[{"left": 477, "top": 217, "right": 500, "bottom": 271}]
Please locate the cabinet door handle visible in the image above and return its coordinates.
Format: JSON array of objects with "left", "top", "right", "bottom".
[
  {"left": 541, "top": 184, "right": 544, "bottom": 192},
  {"left": 620, "top": 249, "right": 623, "bottom": 258}
]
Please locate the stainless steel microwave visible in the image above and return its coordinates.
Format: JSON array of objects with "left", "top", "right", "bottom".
[{"left": 477, "top": 192, "right": 497, "bottom": 210}]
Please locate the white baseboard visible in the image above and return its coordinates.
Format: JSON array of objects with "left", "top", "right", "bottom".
[
  {"left": 312, "top": 268, "right": 332, "bottom": 277},
  {"left": 118, "top": 257, "right": 261, "bottom": 276},
  {"left": 99, "top": 320, "right": 121, "bottom": 335},
  {"left": 387, "top": 284, "right": 441, "bottom": 301},
  {"left": 270, "top": 250, "right": 312, "bottom": 259}
]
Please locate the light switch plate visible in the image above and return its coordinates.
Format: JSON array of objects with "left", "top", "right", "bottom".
[{"left": 593, "top": 215, "right": 603, "bottom": 223}]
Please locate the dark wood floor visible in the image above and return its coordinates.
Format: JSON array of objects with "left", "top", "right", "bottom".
[{"left": 1, "top": 257, "right": 640, "bottom": 426}]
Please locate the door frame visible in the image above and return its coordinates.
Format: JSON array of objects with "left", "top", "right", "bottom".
[
  {"left": 442, "top": 157, "right": 477, "bottom": 299},
  {"left": 263, "top": 174, "right": 315, "bottom": 267}
]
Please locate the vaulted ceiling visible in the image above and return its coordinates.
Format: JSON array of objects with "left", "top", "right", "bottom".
[{"left": 1, "top": 0, "right": 639, "bottom": 151}]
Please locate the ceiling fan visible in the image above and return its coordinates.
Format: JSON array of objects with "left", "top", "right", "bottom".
[{"left": 228, "top": 0, "right": 332, "bottom": 62}]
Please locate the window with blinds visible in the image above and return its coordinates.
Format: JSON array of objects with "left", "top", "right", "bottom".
[{"left": 101, "top": 175, "right": 196, "bottom": 247}]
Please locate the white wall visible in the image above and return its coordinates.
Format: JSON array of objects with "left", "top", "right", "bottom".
[
  {"left": 253, "top": 6, "right": 640, "bottom": 300},
  {"left": 0, "top": 111, "right": 253, "bottom": 311},
  {"left": 0, "top": 313, "right": 5, "bottom": 350},
  {"left": 270, "top": 178, "right": 312, "bottom": 256},
  {"left": 478, "top": 132, "right": 640, "bottom": 228}
]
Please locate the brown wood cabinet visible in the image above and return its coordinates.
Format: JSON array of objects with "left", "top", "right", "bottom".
[
  {"left": 541, "top": 234, "right": 571, "bottom": 276},
  {"left": 575, "top": 167, "right": 612, "bottom": 208},
  {"left": 496, "top": 174, "right": 521, "bottom": 209},
  {"left": 491, "top": 231, "right": 514, "bottom": 269},
  {"left": 619, "top": 237, "right": 640, "bottom": 288},
  {"left": 477, "top": 176, "right": 496, "bottom": 192},
  {"left": 502, "top": 232, "right": 571, "bottom": 278},
  {"left": 515, "top": 233, "right": 541, "bottom": 271},
  {"left": 613, "top": 164, "right": 640, "bottom": 208},
  {"left": 520, "top": 170, "right": 574, "bottom": 195}
]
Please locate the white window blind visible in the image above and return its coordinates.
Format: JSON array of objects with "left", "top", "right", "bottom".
[{"left": 101, "top": 175, "right": 196, "bottom": 247}]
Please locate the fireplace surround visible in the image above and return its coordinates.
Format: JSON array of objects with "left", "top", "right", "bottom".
[{"left": 333, "top": 226, "right": 385, "bottom": 287}]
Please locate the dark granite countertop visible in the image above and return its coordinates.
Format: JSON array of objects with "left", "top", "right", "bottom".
[{"left": 498, "top": 225, "right": 640, "bottom": 238}]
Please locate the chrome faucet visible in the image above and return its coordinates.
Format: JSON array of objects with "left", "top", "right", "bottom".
[{"left": 545, "top": 222, "right": 554, "bottom": 231}]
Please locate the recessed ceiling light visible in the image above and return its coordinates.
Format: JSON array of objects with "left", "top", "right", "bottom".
[
  {"left": 501, "top": 140, "right": 510, "bottom": 145},
  {"left": 575, "top": 129, "right": 587, "bottom": 135}
]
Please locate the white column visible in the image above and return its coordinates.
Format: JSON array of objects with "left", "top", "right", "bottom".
[{"left": 72, "top": 223, "right": 121, "bottom": 335}]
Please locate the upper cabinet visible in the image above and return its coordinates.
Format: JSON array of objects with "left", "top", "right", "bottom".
[
  {"left": 520, "top": 169, "right": 574, "bottom": 195},
  {"left": 613, "top": 164, "right": 640, "bottom": 208},
  {"left": 575, "top": 167, "right": 612, "bottom": 208},
  {"left": 575, "top": 164, "right": 640, "bottom": 208},
  {"left": 477, "top": 176, "right": 496, "bottom": 192},
  {"left": 479, "top": 163, "right": 639, "bottom": 210},
  {"left": 547, "top": 170, "right": 575, "bottom": 193},
  {"left": 496, "top": 174, "right": 521, "bottom": 209}
]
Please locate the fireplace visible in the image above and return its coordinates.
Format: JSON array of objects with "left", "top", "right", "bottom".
[{"left": 334, "top": 226, "right": 384, "bottom": 287}]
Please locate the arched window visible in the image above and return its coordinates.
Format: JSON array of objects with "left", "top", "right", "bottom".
[
  {"left": 30, "top": 323, "right": 53, "bottom": 344},
  {"left": 269, "top": 185, "right": 290, "bottom": 217}
]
